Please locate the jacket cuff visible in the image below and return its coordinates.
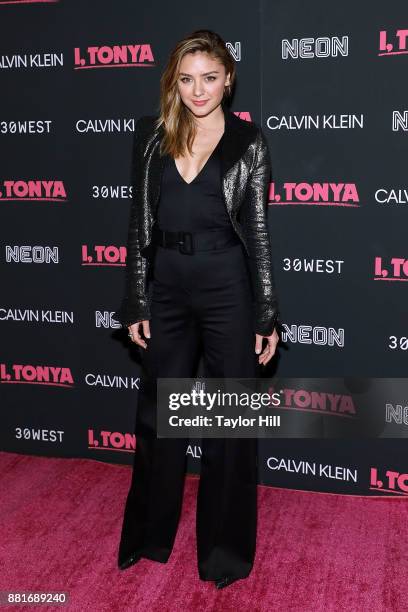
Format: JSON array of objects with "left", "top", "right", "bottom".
[
  {"left": 253, "top": 305, "right": 283, "bottom": 336},
  {"left": 113, "top": 296, "right": 151, "bottom": 328}
]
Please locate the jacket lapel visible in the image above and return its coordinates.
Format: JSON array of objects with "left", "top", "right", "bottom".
[{"left": 219, "top": 102, "right": 258, "bottom": 181}]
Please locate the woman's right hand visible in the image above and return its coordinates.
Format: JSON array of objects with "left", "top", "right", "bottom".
[{"left": 128, "top": 320, "right": 151, "bottom": 349}]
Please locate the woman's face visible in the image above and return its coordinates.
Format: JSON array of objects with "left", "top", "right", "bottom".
[{"left": 177, "top": 51, "right": 230, "bottom": 117}]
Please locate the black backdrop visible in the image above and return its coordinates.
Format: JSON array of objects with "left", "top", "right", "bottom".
[{"left": 1, "top": 0, "right": 407, "bottom": 496}]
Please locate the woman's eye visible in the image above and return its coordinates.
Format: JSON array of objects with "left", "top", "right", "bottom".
[{"left": 179, "top": 76, "right": 217, "bottom": 83}]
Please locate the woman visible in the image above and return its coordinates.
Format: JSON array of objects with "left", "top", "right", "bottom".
[{"left": 114, "top": 29, "right": 282, "bottom": 589}]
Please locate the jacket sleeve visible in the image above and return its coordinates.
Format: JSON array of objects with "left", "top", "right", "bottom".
[
  {"left": 113, "top": 118, "right": 151, "bottom": 328},
  {"left": 241, "top": 126, "right": 283, "bottom": 336}
]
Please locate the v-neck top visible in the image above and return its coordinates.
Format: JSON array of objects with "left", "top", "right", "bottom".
[{"left": 156, "top": 134, "right": 231, "bottom": 232}]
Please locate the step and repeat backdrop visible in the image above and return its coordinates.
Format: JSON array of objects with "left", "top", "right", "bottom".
[{"left": 1, "top": 0, "right": 407, "bottom": 496}]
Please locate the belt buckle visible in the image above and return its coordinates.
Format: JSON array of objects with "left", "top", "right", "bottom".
[{"left": 178, "top": 231, "right": 194, "bottom": 255}]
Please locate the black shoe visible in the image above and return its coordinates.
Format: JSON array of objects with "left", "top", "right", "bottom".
[
  {"left": 214, "top": 576, "right": 240, "bottom": 589},
  {"left": 118, "top": 552, "right": 141, "bottom": 570}
]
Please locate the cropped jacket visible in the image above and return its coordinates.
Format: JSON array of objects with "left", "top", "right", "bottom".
[{"left": 114, "top": 102, "right": 282, "bottom": 336}]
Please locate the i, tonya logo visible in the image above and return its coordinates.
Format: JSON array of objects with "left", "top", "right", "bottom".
[
  {"left": 88, "top": 429, "right": 135, "bottom": 452},
  {"left": 81, "top": 245, "right": 126, "bottom": 266},
  {"left": 379, "top": 29, "right": 408, "bottom": 56},
  {"left": 0, "top": 180, "right": 67, "bottom": 201},
  {"left": 370, "top": 467, "right": 408, "bottom": 495},
  {"left": 74, "top": 44, "right": 155, "bottom": 69},
  {"left": 266, "top": 386, "right": 356, "bottom": 417},
  {"left": 0, "top": 363, "right": 74, "bottom": 388},
  {"left": 233, "top": 111, "right": 252, "bottom": 122},
  {"left": 268, "top": 183, "right": 360, "bottom": 207},
  {"left": 374, "top": 257, "right": 408, "bottom": 281}
]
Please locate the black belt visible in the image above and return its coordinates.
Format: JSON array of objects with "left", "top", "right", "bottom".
[{"left": 152, "top": 225, "right": 240, "bottom": 255}]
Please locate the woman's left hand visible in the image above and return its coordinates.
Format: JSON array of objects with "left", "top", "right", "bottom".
[{"left": 255, "top": 329, "right": 279, "bottom": 366}]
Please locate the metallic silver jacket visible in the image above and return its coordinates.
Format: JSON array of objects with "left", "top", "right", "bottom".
[{"left": 114, "top": 103, "right": 282, "bottom": 336}]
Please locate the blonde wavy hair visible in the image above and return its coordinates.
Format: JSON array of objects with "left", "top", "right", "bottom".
[{"left": 154, "top": 29, "right": 235, "bottom": 158}]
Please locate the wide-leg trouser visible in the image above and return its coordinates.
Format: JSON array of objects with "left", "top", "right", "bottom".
[{"left": 118, "top": 240, "right": 260, "bottom": 581}]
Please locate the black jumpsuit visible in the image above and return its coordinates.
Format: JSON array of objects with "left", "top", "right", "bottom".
[{"left": 118, "top": 133, "right": 260, "bottom": 582}]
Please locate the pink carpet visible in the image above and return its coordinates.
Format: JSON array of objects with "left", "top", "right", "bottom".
[{"left": 1, "top": 451, "right": 407, "bottom": 612}]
